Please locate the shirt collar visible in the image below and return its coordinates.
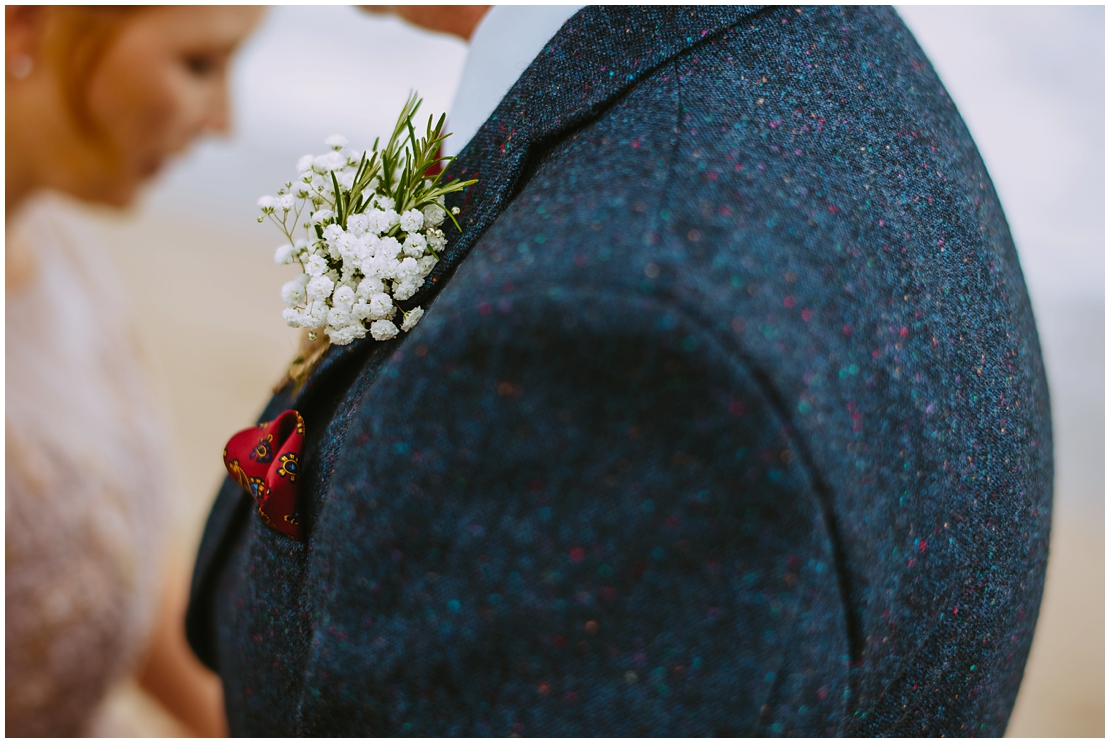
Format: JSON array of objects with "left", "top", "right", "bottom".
[{"left": 443, "top": 4, "right": 586, "bottom": 157}]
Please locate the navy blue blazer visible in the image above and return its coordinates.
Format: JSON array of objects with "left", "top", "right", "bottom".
[{"left": 187, "top": 6, "right": 1052, "bottom": 736}]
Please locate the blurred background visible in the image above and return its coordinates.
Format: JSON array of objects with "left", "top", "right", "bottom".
[{"left": 72, "top": 6, "right": 1102, "bottom": 736}]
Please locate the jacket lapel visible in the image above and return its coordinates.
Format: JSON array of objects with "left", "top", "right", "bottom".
[{"left": 188, "top": 6, "right": 767, "bottom": 665}]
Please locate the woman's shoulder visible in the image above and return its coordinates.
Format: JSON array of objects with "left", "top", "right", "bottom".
[{"left": 9, "top": 190, "right": 131, "bottom": 318}]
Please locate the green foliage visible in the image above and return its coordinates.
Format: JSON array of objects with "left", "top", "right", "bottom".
[{"left": 342, "top": 92, "right": 476, "bottom": 234}]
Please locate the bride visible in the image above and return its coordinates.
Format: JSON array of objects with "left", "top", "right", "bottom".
[{"left": 5, "top": 6, "right": 263, "bottom": 736}]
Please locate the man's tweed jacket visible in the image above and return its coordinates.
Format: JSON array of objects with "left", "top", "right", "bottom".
[{"left": 187, "top": 6, "right": 1052, "bottom": 736}]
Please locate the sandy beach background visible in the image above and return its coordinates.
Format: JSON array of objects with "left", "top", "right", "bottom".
[{"left": 70, "top": 6, "right": 1101, "bottom": 736}]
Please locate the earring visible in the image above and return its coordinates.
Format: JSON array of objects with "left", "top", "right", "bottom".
[{"left": 9, "top": 54, "right": 33, "bottom": 80}]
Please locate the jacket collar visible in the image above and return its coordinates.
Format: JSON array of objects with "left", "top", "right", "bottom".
[{"left": 292, "top": 5, "right": 763, "bottom": 409}]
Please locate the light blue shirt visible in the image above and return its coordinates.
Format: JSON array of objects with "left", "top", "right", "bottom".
[{"left": 443, "top": 5, "right": 586, "bottom": 157}]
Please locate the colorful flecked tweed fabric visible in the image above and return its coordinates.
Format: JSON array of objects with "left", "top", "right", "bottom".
[{"left": 187, "top": 6, "right": 1052, "bottom": 736}]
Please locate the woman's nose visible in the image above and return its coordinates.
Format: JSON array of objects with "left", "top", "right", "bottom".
[{"left": 201, "top": 81, "right": 232, "bottom": 135}]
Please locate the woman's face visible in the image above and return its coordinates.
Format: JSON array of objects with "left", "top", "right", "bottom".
[{"left": 60, "top": 6, "right": 263, "bottom": 206}]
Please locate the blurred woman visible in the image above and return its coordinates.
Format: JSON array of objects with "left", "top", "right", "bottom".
[{"left": 5, "top": 6, "right": 264, "bottom": 736}]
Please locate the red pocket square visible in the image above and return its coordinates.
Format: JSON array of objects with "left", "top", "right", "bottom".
[{"left": 223, "top": 410, "right": 306, "bottom": 541}]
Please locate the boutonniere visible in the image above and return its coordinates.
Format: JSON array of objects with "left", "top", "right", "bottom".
[{"left": 257, "top": 93, "right": 476, "bottom": 382}]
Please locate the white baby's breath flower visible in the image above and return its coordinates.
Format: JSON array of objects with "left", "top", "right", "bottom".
[
  {"left": 328, "top": 324, "right": 364, "bottom": 346},
  {"left": 306, "top": 300, "right": 329, "bottom": 327},
  {"left": 357, "top": 277, "right": 385, "bottom": 299},
  {"left": 332, "top": 284, "right": 355, "bottom": 308},
  {"left": 426, "top": 227, "right": 446, "bottom": 252},
  {"left": 278, "top": 194, "right": 295, "bottom": 211},
  {"left": 312, "top": 151, "right": 345, "bottom": 173},
  {"left": 401, "top": 307, "right": 424, "bottom": 332},
  {"left": 327, "top": 325, "right": 355, "bottom": 345},
  {"left": 376, "top": 235, "right": 401, "bottom": 259},
  {"left": 325, "top": 134, "right": 349, "bottom": 149},
  {"left": 359, "top": 257, "right": 380, "bottom": 280},
  {"left": 335, "top": 231, "right": 356, "bottom": 253},
  {"left": 367, "top": 292, "right": 394, "bottom": 320},
  {"left": 336, "top": 170, "right": 356, "bottom": 190},
  {"left": 395, "top": 256, "right": 421, "bottom": 281},
  {"left": 422, "top": 202, "right": 446, "bottom": 228},
  {"left": 281, "top": 277, "right": 308, "bottom": 306},
  {"left": 307, "top": 275, "right": 335, "bottom": 301},
  {"left": 392, "top": 280, "right": 419, "bottom": 301},
  {"left": 274, "top": 244, "right": 295, "bottom": 265},
  {"left": 286, "top": 304, "right": 317, "bottom": 330},
  {"left": 305, "top": 254, "right": 328, "bottom": 277},
  {"left": 296, "top": 154, "right": 314, "bottom": 172},
  {"left": 354, "top": 234, "right": 376, "bottom": 261},
  {"left": 383, "top": 209, "right": 400, "bottom": 229},
  {"left": 351, "top": 301, "right": 373, "bottom": 322},
  {"left": 417, "top": 255, "right": 437, "bottom": 274},
  {"left": 292, "top": 180, "right": 312, "bottom": 198},
  {"left": 364, "top": 210, "right": 389, "bottom": 235},
  {"left": 371, "top": 253, "right": 400, "bottom": 280},
  {"left": 327, "top": 306, "right": 351, "bottom": 328},
  {"left": 400, "top": 209, "right": 424, "bottom": 233},
  {"left": 347, "top": 213, "right": 369, "bottom": 236},
  {"left": 402, "top": 233, "right": 427, "bottom": 258},
  {"left": 324, "top": 224, "right": 344, "bottom": 256},
  {"left": 369, "top": 319, "right": 399, "bottom": 341},
  {"left": 375, "top": 195, "right": 395, "bottom": 211},
  {"left": 310, "top": 209, "right": 334, "bottom": 225}
]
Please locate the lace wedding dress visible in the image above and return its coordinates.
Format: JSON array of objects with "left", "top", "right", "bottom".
[{"left": 6, "top": 194, "right": 176, "bottom": 736}]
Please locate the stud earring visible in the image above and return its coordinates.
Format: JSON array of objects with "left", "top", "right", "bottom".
[{"left": 9, "top": 54, "right": 34, "bottom": 80}]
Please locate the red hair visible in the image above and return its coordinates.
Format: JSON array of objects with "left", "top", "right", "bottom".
[{"left": 45, "top": 6, "right": 142, "bottom": 135}]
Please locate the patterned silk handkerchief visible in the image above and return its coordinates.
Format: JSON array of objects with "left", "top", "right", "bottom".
[{"left": 223, "top": 410, "right": 305, "bottom": 541}]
